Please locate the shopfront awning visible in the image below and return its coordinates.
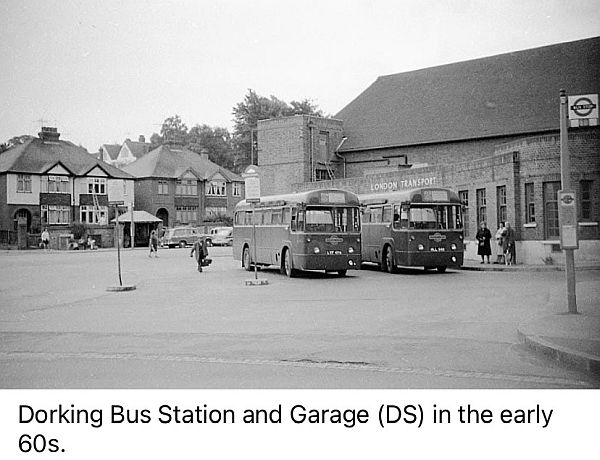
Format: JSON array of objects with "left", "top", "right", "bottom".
[{"left": 111, "top": 210, "right": 162, "bottom": 223}]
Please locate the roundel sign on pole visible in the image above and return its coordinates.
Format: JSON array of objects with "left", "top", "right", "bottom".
[
  {"left": 568, "top": 94, "right": 598, "bottom": 120},
  {"left": 558, "top": 190, "right": 579, "bottom": 250},
  {"left": 242, "top": 165, "right": 260, "bottom": 203}
]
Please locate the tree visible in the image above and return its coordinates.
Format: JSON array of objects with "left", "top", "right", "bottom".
[
  {"left": 231, "top": 89, "right": 323, "bottom": 170},
  {"left": 160, "top": 115, "right": 188, "bottom": 144},
  {"left": 187, "top": 124, "right": 235, "bottom": 170}
]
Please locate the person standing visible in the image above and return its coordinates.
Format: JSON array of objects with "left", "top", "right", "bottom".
[
  {"left": 476, "top": 221, "right": 492, "bottom": 264},
  {"left": 41, "top": 228, "right": 50, "bottom": 252},
  {"left": 190, "top": 236, "right": 208, "bottom": 272},
  {"left": 149, "top": 229, "right": 159, "bottom": 257},
  {"left": 504, "top": 222, "right": 516, "bottom": 264},
  {"left": 494, "top": 222, "right": 505, "bottom": 264}
]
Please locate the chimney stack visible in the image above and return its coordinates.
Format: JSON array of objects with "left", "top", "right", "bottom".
[
  {"left": 38, "top": 127, "right": 60, "bottom": 142},
  {"left": 139, "top": 134, "right": 145, "bottom": 143}
]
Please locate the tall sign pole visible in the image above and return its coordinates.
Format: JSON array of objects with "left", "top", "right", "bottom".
[
  {"left": 242, "top": 165, "right": 268, "bottom": 286},
  {"left": 559, "top": 89, "right": 577, "bottom": 314}
]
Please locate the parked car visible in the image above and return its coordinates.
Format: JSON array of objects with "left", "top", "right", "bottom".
[
  {"left": 161, "top": 227, "right": 200, "bottom": 248},
  {"left": 210, "top": 226, "right": 233, "bottom": 246}
]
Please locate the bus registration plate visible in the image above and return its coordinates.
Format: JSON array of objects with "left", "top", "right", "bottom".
[
  {"left": 430, "top": 247, "right": 445, "bottom": 252},
  {"left": 327, "top": 250, "right": 342, "bottom": 255}
]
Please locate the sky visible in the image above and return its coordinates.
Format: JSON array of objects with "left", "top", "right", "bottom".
[{"left": 1, "top": 0, "right": 599, "bottom": 152}]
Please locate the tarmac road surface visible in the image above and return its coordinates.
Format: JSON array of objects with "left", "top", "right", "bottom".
[{"left": 0, "top": 247, "right": 598, "bottom": 388}]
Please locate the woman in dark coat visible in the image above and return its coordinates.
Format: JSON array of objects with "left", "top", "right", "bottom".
[{"left": 476, "top": 221, "right": 492, "bottom": 264}]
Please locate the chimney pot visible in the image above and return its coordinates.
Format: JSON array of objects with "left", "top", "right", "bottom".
[{"left": 139, "top": 135, "right": 145, "bottom": 143}]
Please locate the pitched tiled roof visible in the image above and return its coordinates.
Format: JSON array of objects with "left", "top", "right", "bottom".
[
  {"left": 0, "top": 137, "right": 134, "bottom": 179},
  {"left": 101, "top": 144, "right": 121, "bottom": 161},
  {"left": 336, "top": 37, "right": 600, "bottom": 152},
  {"left": 123, "top": 139, "right": 151, "bottom": 159},
  {"left": 122, "top": 145, "right": 242, "bottom": 181}
]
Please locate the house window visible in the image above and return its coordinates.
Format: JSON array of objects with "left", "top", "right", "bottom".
[
  {"left": 158, "top": 180, "right": 169, "bottom": 195},
  {"left": 88, "top": 178, "right": 106, "bottom": 194},
  {"left": 315, "top": 169, "right": 330, "bottom": 181},
  {"left": 42, "top": 175, "right": 69, "bottom": 193},
  {"left": 206, "top": 181, "right": 226, "bottom": 196},
  {"left": 176, "top": 179, "right": 197, "bottom": 196},
  {"left": 458, "top": 190, "right": 469, "bottom": 236},
  {"left": 175, "top": 206, "right": 197, "bottom": 224},
  {"left": 233, "top": 182, "right": 242, "bottom": 197},
  {"left": 525, "top": 183, "right": 535, "bottom": 223},
  {"left": 80, "top": 205, "right": 108, "bottom": 224},
  {"left": 17, "top": 174, "right": 32, "bottom": 193},
  {"left": 543, "top": 181, "right": 561, "bottom": 238},
  {"left": 41, "top": 205, "right": 71, "bottom": 225},
  {"left": 581, "top": 180, "right": 592, "bottom": 220},
  {"left": 476, "top": 188, "right": 487, "bottom": 224},
  {"left": 496, "top": 185, "right": 507, "bottom": 226},
  {"left": 205, "top": 206, "right": 227, "bottom": 218}
]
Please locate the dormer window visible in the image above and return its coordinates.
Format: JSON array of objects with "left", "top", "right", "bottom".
[
  {"left": 41, "top": 175, "right": 69, "bottom": 193},
  {"left": 88, "top": 177, "right": 106, "bottom": 194},
  {"left": 176, "top": 179, "right": 198, "bottom": 196},
  {"left": 206, "top": 180, "right": 226, "bottom": 196}
]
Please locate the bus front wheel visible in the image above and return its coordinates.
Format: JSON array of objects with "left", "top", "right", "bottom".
[
  {"left": 282, "top": 249, "right": 296, "bottom": 278},
  {"left": 383, "top": 246, "right": 398, "bottom": 274},
  {"left": 242, "top": 246, "right": 252, "bottom": 271},
  {"left": 337, "top": 269, "right": 347, "bottom": 277},
  {"left": 437, "top": 266, "right": 447, "bottom": 273}
]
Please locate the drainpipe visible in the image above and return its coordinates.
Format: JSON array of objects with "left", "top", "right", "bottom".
[{"left": 334, "top": 137, "right": 348, "bottom": 178}]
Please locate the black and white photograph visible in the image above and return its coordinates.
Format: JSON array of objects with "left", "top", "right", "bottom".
[{"left": 0, "top": 0, "right": 599, "bottom": 457}]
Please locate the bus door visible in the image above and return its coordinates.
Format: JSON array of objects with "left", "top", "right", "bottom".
[
  {"left": 363, "top": 205, "right": 392, "bottom": 263},
  {"left": 392, "top": 204, "right": 410, "bottom": 265}
]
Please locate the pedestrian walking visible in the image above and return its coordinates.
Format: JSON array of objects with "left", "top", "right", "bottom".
[
  {"left": 476, "top": 221, "right": 492, "bottom": 264},
  {"left": 40, "top": 228, "right": 50, "bottom": 252},
  {"left": 149, "top": 229, "right": 159, "bottom": 257},
  {"left": 494, "top": 222, "right": 505, "bottom": 264},
  {"left": 503, "top": 222, "right": 516, "bottom": 264},
  {"left": 190, "top": 236, "right": 208, "bottom": 272}
]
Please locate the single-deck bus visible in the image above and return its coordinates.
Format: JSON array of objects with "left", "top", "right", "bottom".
[
  {"left": 359, "top": 187, "right": 464, "bottom": 273},
  {"left": 233, "top": 189, "right": 361, "bottom": 277}
]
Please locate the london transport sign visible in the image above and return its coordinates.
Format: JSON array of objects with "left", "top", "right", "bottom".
[{"left": 558, "top": 190, "right": 579, "bottom": 250}]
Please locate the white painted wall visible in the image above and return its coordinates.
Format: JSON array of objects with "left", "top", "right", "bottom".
[{"left": 6, "top": 173, "right": 41, "bottom": 204}]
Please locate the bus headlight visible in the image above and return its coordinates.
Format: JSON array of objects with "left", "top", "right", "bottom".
[
  {"left": 451, "top": 243, "right": 457, "bottom": 250},
  {"left": 418, "top": 244, "right": 424, "bottom": 250},
  {"left": 452, "top": 256, "right": 457, "bottom": 263},
  {"left": 306, "top": 237, "right": 312, "bottom": 243},
  {"left": 348, "top": 246, "right": 354, "bottom": 254},
  {"left": 313, "top": 247, "right": 320, "bottom": 254}
]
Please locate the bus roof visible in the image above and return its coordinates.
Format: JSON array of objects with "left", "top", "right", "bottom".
[
  {"left": 235, "top": 188, "right": 360, "bottom": 209},
  {"left": 358, "top": 187, "right": 461, "bottom": 205}
]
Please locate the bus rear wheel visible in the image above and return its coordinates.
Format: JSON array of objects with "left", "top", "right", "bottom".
[
  {"left": 282, "top": 249, "right": 296, "bottom": 278},
  {"left": 337, "top": 269, "right": 347, "bottom": 277},
  {"left": 436, "top": 266, "right": 447, "bottom": 273},
  {"left": 242, "top": 246, "right": 252, "bottom": 271},
  {"left": 383, "top": 246, "right": 398, "bottom": 274}
]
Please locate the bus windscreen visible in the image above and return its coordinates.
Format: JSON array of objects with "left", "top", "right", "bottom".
[
  {"left": 409, "top": 205, "right": 463, "bottom": 230},
  {"left": 304, "top": 207, "right": 360, "bottom": 233}
]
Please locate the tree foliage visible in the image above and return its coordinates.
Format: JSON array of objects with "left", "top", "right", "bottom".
[{"left": 232, "top": 89, "right": 322, "bottom": 170}]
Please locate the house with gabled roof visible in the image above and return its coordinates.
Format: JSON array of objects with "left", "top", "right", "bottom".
[
  {"left": 122, "top": 143, "right": 244, "bottom": 228},
  {"left": 98, "top": 143, "right": 121, "bottom": 164},
  {"left": 0, "top": 127, "right": 135, "bottom": 248}
]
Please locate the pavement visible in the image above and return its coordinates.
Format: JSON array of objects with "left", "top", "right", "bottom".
[{"left": 462, "top": 258, "right": 600, "bottom": 376}]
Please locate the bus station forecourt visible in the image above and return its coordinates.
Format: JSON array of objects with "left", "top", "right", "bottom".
[{"left": 0, "top": 225, "right": 598, "bottom": 389}]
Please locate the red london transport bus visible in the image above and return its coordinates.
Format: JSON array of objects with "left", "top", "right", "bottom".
[
  {"left": 233, "top": 189, "right": 361, "bottom": 277},
  {"left": 359, "top": 187, "right": 464, "bottom": 273}
]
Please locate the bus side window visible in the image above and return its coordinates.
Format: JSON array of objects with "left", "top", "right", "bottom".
[
  {"left": 297, "top": 210, "right": 305, "bottom": 231},
  {"left": 382, "top": 205, "right": 392, "bottom": 223},
  {"left": 290, "top": 208, "right": 297, "bottom": 231},
  {"left": 393, "top": 205, "right": 401, "bottom": 229},
  {"left": 400, "top": 205, "right": 409, "bottom": 229},
  {"left": 371, "top": 207, "right": 383, "bottom": 223},
  {"left": 363, "top": 208, "right": 371, "bottom": 223},
  {"left": 282, "top": 208, "right": 291, "bottom": 226}
]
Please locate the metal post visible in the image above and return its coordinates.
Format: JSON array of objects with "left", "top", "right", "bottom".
[
  {"left": 559, "top": 89, "right": 577, "bottom": 313},
  {"left": 130, "top": 202, "right": 135, "bottom": 249},
  {"left": 116, "top": 205, "right": 122, "bottom": 287},
  {"left": 252, "top": 203, "right": 258, "bottom": 280}
]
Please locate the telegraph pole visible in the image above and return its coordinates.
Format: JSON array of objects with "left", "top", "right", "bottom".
[{"left": 559, "top": 89, "right": 577, "bottom": 314}]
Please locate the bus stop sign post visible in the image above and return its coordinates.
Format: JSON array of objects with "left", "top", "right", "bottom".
[
  {"left": 107, "top": 202, "right": 136, "bottom": 292},
  {"left": 559, "top": 90, "right": 577, "bottom": 314},
  {"left": 242, "top": 166, "right": 268, "bottom": 286}
]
